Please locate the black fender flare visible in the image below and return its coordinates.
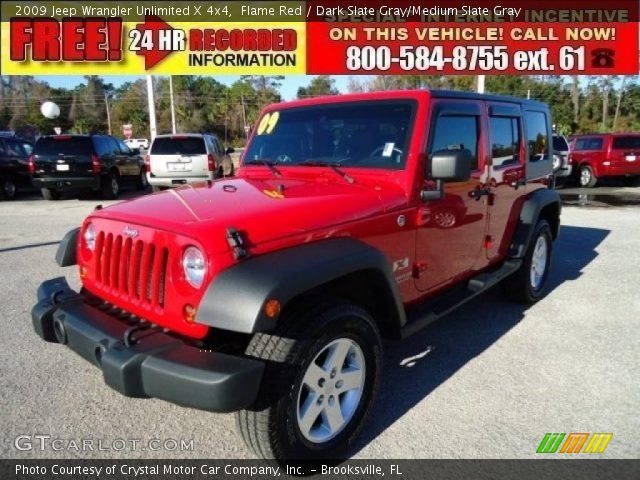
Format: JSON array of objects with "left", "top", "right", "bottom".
[
  {"left": 509, "top": 188, "right": 561, "bottom": 258},
  {"left": 196, "top": 238, "right": 407, "bottom": 335},
  {"left": 55, "top": 227, "right": 80, "bottom": 267}
]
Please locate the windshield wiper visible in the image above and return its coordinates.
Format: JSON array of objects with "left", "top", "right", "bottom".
[
  {"left": 244, "top": 159, "right": 282, "bottom": 177},
  {"left": 300, "top": 160, "right": 355, "bottom": 184}
]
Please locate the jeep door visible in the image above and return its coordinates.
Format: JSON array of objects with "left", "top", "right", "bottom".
[
  {"left": 485, "top": 103, "right": 527, "bottom": 261},
  {"left": 414, "top": 100, "right": 489, "bottom": 292}
]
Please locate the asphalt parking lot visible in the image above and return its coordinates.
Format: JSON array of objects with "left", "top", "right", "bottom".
[{"left": 0, "top": 184, "right": 638, "bottom": 459}]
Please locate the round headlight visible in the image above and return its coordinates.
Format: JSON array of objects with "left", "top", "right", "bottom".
[
  {"left": 182, "top": 246, "right": 207, "bottom": 289},
  {"left": 552, "top": 154, "right": 562, "bottom": 171},
  {"left": 84, "top": 223, "right": 96, "bottom": 251}
]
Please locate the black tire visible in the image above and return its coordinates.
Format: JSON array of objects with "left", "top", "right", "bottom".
[
  {"left": 504, "top": 219, "right": 553, "bottom": 304},
  {"left": 136, "top": 168, "right": 149, "bottom": 190},
  {"left": 236, "top": 299, "right": 382, "bottom": 460},
  {"left": 579, "top": 165, "right": 597, "bottom": 188},
  {"left": 0, "top": 179, "right": 17, "bottom": 200},
  {"left": 41, "top": 188, "right": 61, "bottom": 201},
  {"left": 101, "top": 172, "right": 120, "bottom": 199}
]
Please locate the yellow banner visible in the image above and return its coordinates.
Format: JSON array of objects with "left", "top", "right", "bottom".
[{"left": 0, "top": 20, "right": 306, "bottom": 75}]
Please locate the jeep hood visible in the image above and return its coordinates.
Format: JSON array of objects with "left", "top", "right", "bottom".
[{"left": 92, "top": 175, "right": 406, "bottom": 253}]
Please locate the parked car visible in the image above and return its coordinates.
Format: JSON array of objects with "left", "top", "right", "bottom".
[
  {"left": 124, "top": 138, "right": 149, "bottom": 150},
  {"left": 146, "top": 133, "right": 234, "bottom": 191},
  {"left": 552, "top": 134, "right": 571, "bottom": 185},
  {"left": 31, "top": 134, "right": 147, "bottom": 200},
  {"left": 0, "top": 135, "right": 34, "bottom": 200},
  {"left": 569, "top": 133, "right": 640, "bottom": 187},
  {"left": 32, "top": 90, "right": 560, "bottom": 460}
]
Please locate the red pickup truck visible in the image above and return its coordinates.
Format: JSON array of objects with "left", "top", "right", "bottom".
[
  {"left": 32, "top": 90, "right": 560, "bottom": 460},
  {"left": 570, "top": 133, "right": 640, "bottom": 187}
]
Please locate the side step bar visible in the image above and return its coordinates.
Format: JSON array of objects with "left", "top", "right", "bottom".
[{"left": 400, "top": 260, "right": 522, "bottom": 339}]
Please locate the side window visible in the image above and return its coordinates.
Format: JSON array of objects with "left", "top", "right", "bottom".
[
  {"left": 215, "top": 138, "right": 224, "bottom": 154},
  {"left": 5, "top": 139, "right": 26, "bottom": 157},
  {"left": 93, "top": 137, "right": 108, "bottom": 156},
  {"left": 206, "top": 136, "right": 217, "bottom": 154},
  {"left": 21, "top": 142, "right": 33, "bottom": 155},
  {"left": 575, "top": 138, "right": 588, "bottom": 151},
  {"left": 115, "top": 138, "right": 131, "bottom": 154},
  {"left": 105, "top": 137, "right": 119, "bottom": 155},
  {"left": 490, "top": 117, "right": 520, "bottom": 168},
  {"left": 524, "top": 111, "right": 549, "bottom": 162},
  {"left": 588, "top": 138, "right": 603, "bottom": 150},
  {"left": 429, "top": 115, "right": 479, "bottom": 170}
]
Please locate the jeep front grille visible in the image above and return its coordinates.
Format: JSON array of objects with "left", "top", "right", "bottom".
[{"left": 94, "top": 231, "right": 169, "bottom": 309}]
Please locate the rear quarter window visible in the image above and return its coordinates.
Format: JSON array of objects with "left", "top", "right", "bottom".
[
  {"left": 612, "top": 136, "right": 640, "bottom": 150},
  {"left": 524, "top": 111, "right": 550, "bottom": 162},
  {"left": 575, "top": 138, "right": 603, "bottom": 151},
  {"left": 34, "top": 137, "right": 93, "bottom": 156},
  {"left": 151, "top": 137, "right": 206, "bottom": 155}
]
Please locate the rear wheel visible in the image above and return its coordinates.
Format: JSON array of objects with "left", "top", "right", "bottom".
[
  {"left": 101, "top": 172, "right": 120, "bottom": 199},
  {"left": 236, "top": 300, "right": 382, "bottom": 460},
  {"left": 41, "top": 188, "right": 61, "bottom": 201},
  {"left": 579, "top": 165, "right": 597, "bottom": 188},
  {"left": 504, "top": 219, "right": 553, "bottom": 304},
  {"left": 0, "top": 179, "right": 17, "bottom": 200}
]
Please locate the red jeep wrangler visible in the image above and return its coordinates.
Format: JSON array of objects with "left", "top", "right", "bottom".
[
  {"left": 32, "top": 91, "right": 560, "bottom": 459},
  {"left": 570, "top": 133, "right": 640, "bottom": 187}
]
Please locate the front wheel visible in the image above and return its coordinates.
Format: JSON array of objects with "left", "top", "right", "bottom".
[
  {"left": 236, "top": 300, "right": 382, "bottom": 460},
  {"left": 503, "top": 219, "right": 553, "bottom": 304}
]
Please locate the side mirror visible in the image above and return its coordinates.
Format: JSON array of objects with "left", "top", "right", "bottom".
[
  {"left": 430, "top": 149, "right": 472, "bottom": 182},
  {"left": 421, "top": 149, "right": 472, "bottom": 201},
  {"left": 225, "top": 147, "right": 235, "bottom": 155}
]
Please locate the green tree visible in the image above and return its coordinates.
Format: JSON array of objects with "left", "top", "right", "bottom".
[{"left": 297, "top": 76, "right": 339, "bottom": 98}]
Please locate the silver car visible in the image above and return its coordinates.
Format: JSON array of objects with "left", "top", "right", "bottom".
[
  {"left": 146, "top": 134, "right": 234, "bottom": 191},
  {"left": 552, "top": 134, "right": 571, "bottom": 182}
]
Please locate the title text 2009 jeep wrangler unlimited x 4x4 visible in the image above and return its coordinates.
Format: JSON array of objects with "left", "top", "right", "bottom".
[{"left": 32, "top": 91, "right": 560, "bottom": 460}]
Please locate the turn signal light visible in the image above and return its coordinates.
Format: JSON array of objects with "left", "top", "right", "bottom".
[
  {"left": 183, "top": 304, "right": 197, "bottom": 323},
  {"left": 264, "top": 299, "right": 281, "bottom": 318},
  {"left": 28, "top": 155, "right": 35, "bottom": 174},
  {"left": 207, "top": 154, "right": 215, "bottom": 172}
]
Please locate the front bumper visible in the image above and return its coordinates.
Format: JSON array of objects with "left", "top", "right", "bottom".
[{"left": 31, "top": 277, "right": 264, "bottom": 412}]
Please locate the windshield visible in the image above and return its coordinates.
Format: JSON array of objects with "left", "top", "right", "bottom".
[
  {"left": 552, "top": 135, "right": 569, "bottom": 151},
  {"left": 151, "top": 137, "right": 206, "bottom": 155},
  {"left": 244, "top": 100, "right": 416, "bottom": 169}
]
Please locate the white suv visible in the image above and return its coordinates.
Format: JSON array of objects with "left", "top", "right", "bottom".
[
  {"left": 146, "top": 134, "right": 234, "bottom": 191},
  {"left": 124, "top": 138, "right": 149, "bottom": 150}
]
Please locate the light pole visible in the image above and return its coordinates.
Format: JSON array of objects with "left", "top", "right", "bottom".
[
  {"left": 146, "top": 75, "right": 157, "bottom": 140},
  {"left": 169, "top": 75, "right": 177, "bottom": 134}
]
